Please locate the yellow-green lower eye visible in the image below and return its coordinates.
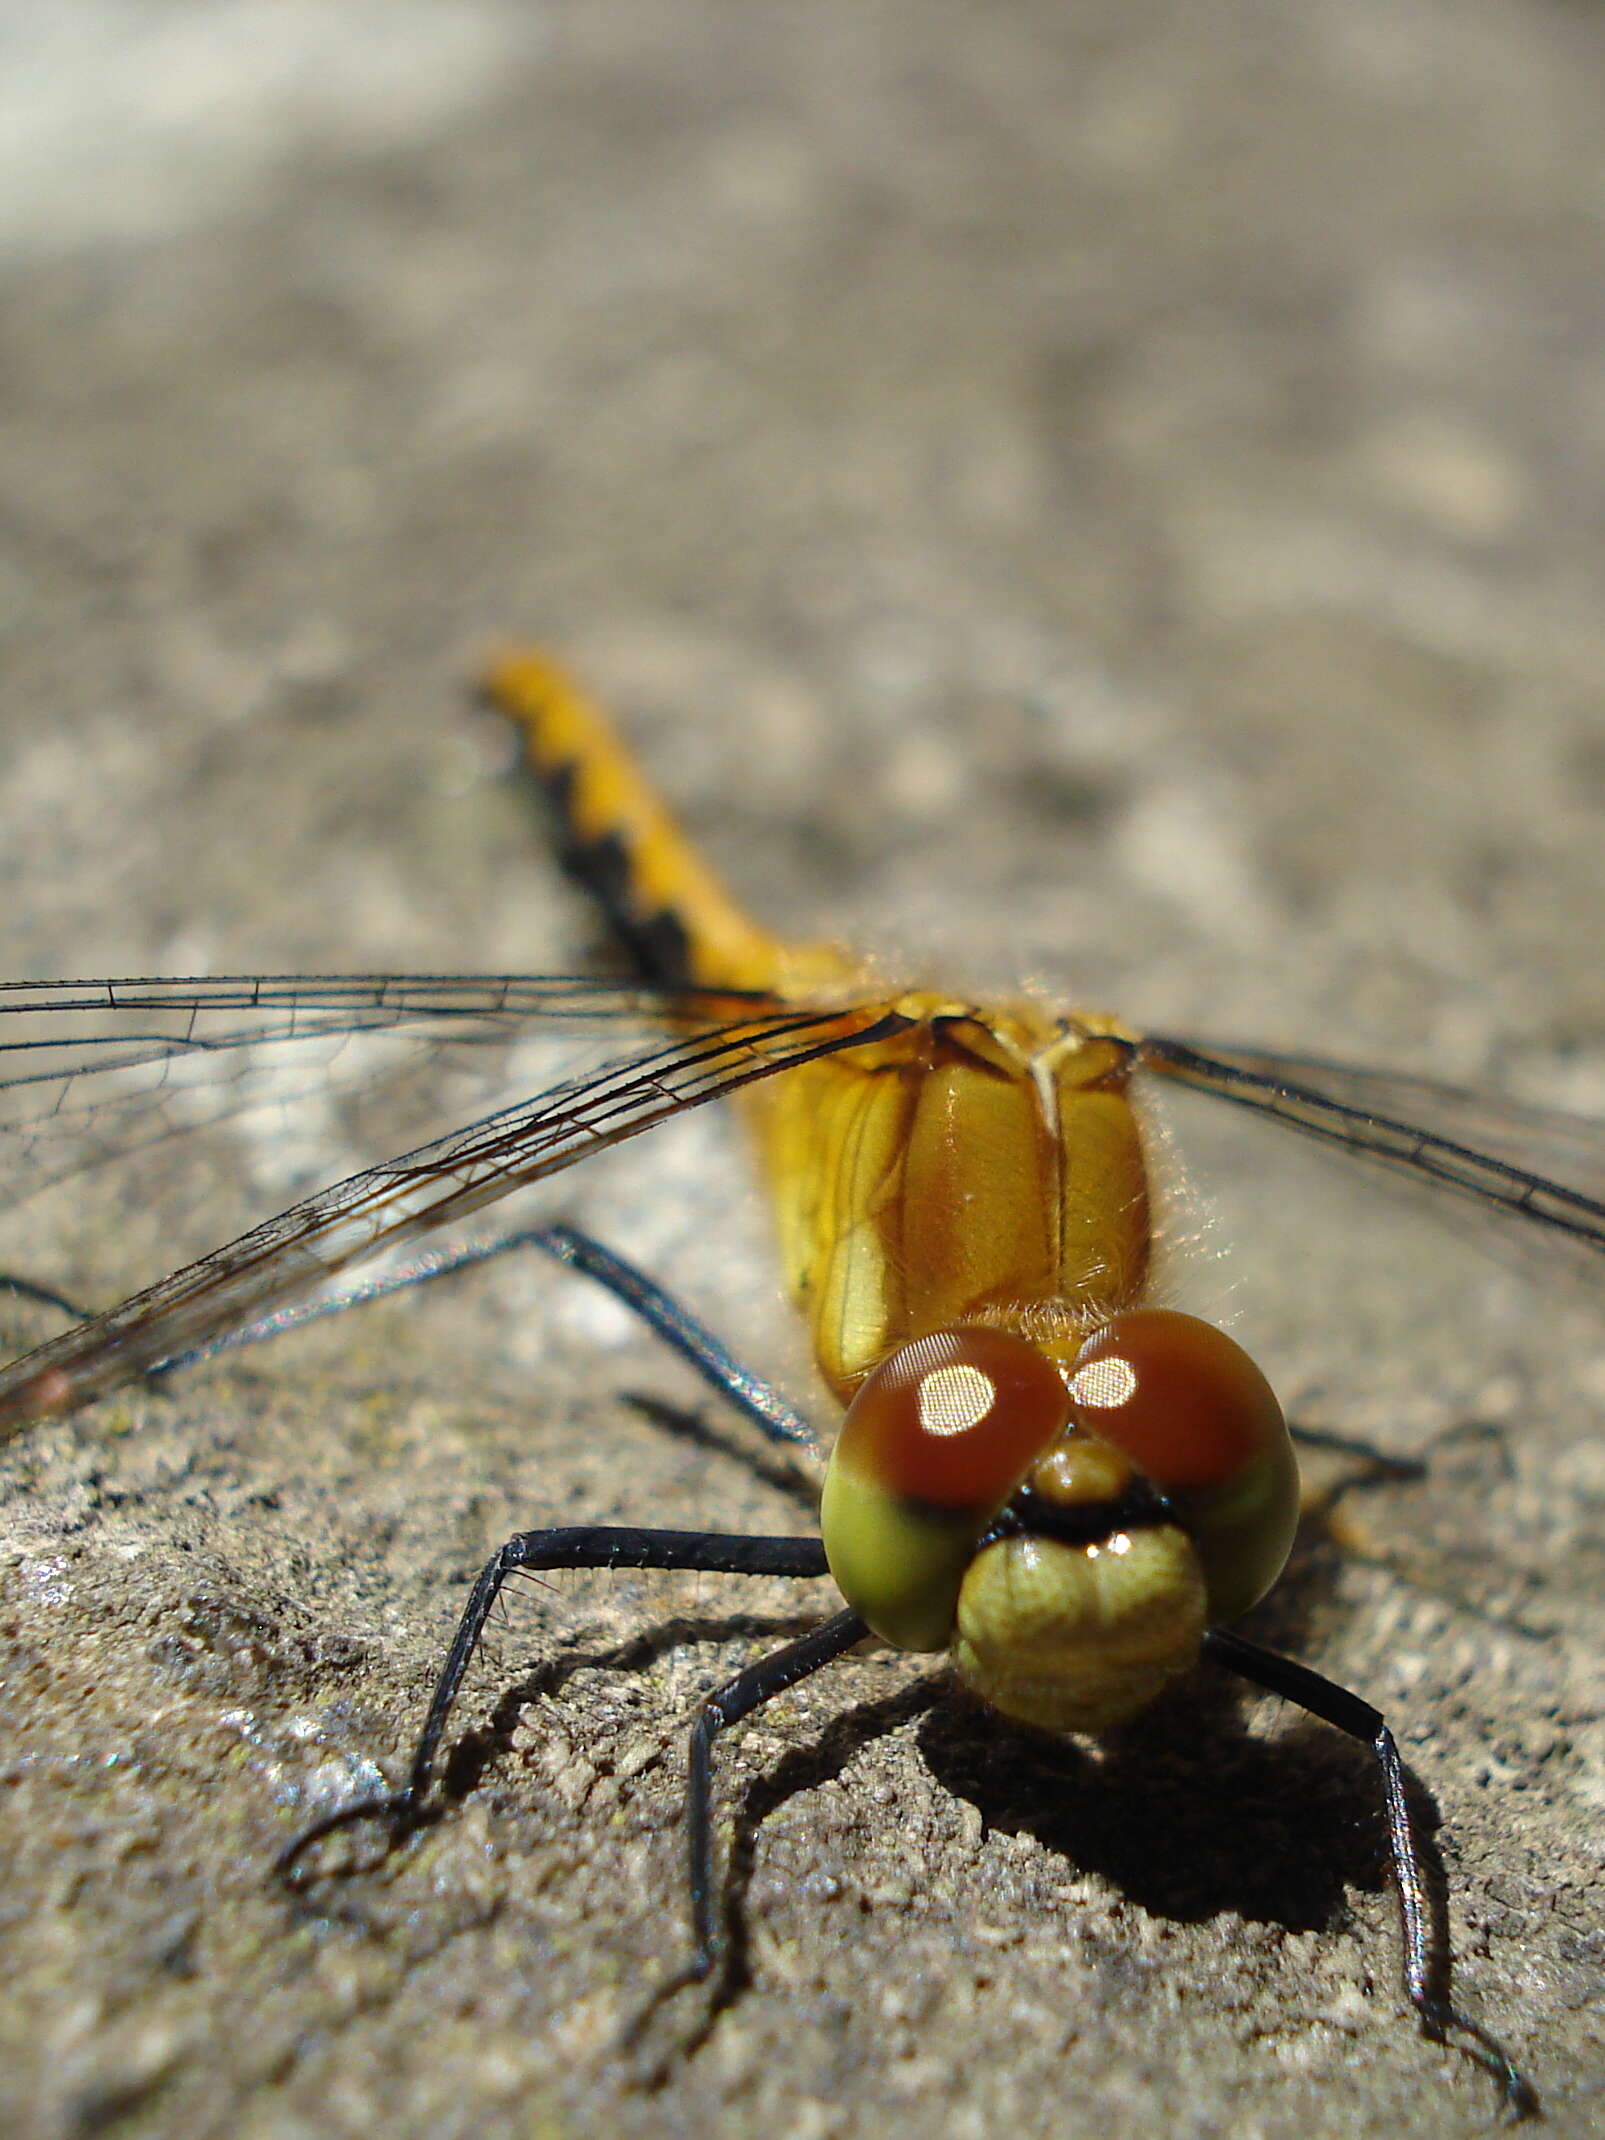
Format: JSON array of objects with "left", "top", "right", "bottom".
[{"left": 821, "top": 1326, "right": 1073, "bottom": 1651}]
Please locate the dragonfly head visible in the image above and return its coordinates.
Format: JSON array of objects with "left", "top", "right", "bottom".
[{"left": 820, "top": 1310, "right": 1300, "bottom": 1734}]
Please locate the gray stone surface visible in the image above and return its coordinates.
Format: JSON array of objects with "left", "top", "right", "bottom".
[{"left": 1, "top": 4, "right": 1602, "bottom": 2136}]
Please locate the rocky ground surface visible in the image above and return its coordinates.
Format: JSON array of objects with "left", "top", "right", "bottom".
[{"left": 1, "top": 6, "right": 1602, "bottom": 2138}]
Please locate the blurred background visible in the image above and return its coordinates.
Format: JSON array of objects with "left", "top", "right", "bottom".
[
  {"left": 1, "top": 6, "right": 1602, "bottom": 2137},
  {"left": 5, "top": 2, "right": 1603, "bottom": 1058}
]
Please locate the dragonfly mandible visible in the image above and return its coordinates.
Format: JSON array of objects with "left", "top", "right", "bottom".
[{"left": 4, "top": 650, "right": 1598, "bottom": 2113}]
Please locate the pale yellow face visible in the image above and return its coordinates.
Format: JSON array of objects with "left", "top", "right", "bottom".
[
  {"left": 948, "top": 1428, "right": 1208, "bottom": 1737},
  {"left": 952, "top": 1521, "right": 1208, "bottom": 1735}
]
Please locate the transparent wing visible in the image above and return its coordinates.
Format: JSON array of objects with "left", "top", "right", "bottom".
[
  {"left": 0, "top": 984, "right": 904, "bottom": 1437},
  {"left": 1138, "top": 1035, "right": 1605, "bottom": 1265},
  {"left": 0, "top": 974, "right": 787, "bottom": 1207},
  {"left": 8, "top": 983, "right": 1604, "bottom": 1443}
]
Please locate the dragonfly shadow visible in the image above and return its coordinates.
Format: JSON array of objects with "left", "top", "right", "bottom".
[
  {"left": 274, "top": 1604, "right": 841, "bottom": 1930},
  {"left": 704, "top": 1641, "right": 1445, "bottom": 2007},
  {"left": 715, "top": 1672, "right": 951, "bottom": 1992},
  {"left": 713, "top": 1485, "right": 1441, "bottom": 1976},
  {"left": 917, "top": 1665, "right": 1402, "bottom": 1940},
  {"left": 436, "top": 1605, "right": 833, "bottom": 1808},
  {"left": 621, "top": 1390, "right": 820, "bottom": 1508}
]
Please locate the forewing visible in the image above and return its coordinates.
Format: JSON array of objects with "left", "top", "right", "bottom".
[
  {"left": 0, "top": 974, "right": 782, "bottom": 1207},
  {"left": 0, "top": 985, "right": 902, "bottom": 1436}
]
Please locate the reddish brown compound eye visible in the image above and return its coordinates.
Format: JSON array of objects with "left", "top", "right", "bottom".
[
  {"left": 838, "top": 1324, "right": 1076, "bottom": 1510},
  {"left": 820, "top": 1326, "right": 1074, "bottom": 1652},
  {"left": 1067, "top": 1309, "right": 1283, "bottom": 1491},
  {"left": 1067, "top": 1308, "right": 1299, "bottom": 1624}
]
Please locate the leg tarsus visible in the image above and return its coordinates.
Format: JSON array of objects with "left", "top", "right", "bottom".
[
  {"left": 1206, "top": 1627, "right": 1538, "bottom": 2118},
  {"left": 275, "top": 1784, "right": 422, "bottom": 1886},
  {"left": 278, "top": 1526, "right": 832, "bottom": 1894}
]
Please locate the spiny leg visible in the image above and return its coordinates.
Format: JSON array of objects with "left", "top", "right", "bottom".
[
  {"left": 280, "top": 1525, "right": 831, "bottom": 1877},
  {"left": 1205, "top": 1625, "right": 1538, "bottom": 2118},
  {"left": 687, "top": 1606, "right": 867, "bottom": 1979},
  {"left": 145, "top": 1220, "right": 818, "bottom": 1452}
]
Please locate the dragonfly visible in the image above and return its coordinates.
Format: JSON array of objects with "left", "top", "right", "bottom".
[{"left": 2, "top": 650, "right": 1598, "bottom": 2115}]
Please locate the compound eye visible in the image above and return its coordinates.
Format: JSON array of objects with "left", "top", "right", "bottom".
[
  {"left": 1067, "top": 1309, "right": 1284, "bottom": 1491},
  {"left": 1067, "top": 1309, "right": 1299, "bottom": 1624},
  {"left": 838, "top": 1325, "right": 1074, "bottom": 1513},
  {"left": 821, "top": 1326, "right": 1073, "bottom": 1653}
]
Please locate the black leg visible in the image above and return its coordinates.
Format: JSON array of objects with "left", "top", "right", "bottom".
[
  {"left": 1205, "top": 1626, "right": 1538, "bottom": 2118},
  {"left": 279, "top": 1525, "right": 830, "bottom": 1877},
  {"left": 532, "top": 1224, "right": 819, "bottom": 1451},
  {"left": 687, "top": 1606, "right": 867, "bottom": 1977},
  {"left": 1290, "top": 1416, "right": 1528, "bottom": 1504},
  {"left": 1288, "top": 1420, "right": 1425, "bottom": 1483},
  {"left": 0, "top": 1274, "right": 95, "bottom": 1323},
  {"left": 148, "top": 1220, "right": 820, "bottom": 1452}
]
